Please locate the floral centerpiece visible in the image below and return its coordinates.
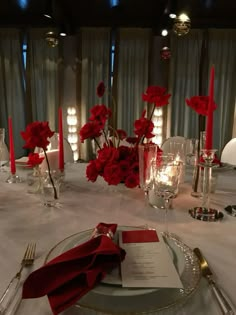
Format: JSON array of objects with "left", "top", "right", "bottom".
[
  {"left": 79, "top": 83, "right": 170, "bottom": 188},
  {"left": 21, "top": 121, "right": 58, "bottom": 200}
]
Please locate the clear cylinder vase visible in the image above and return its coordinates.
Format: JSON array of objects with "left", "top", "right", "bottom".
[
  {"left": 41, "top": 170, "right": 60, "bottom": 207},
  {"left": 27, "top": 166, "right": 42, "bottom": 194}
]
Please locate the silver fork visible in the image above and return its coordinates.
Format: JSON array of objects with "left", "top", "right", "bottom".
[{"left": 0, "top": 243, "right": 36, "bottom": 314}]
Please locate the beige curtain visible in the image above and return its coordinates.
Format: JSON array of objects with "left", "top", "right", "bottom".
[
  {"left": 79, "top": 27, "right": 111, "bottom": 161},
  {"left": 113, "top": 28, "right": 151, "bottom": 137},
  {"left": 169, "top": 29, "right": 203, "bottom": 139},
  {"left": 208, "top": 29, "right": 236, "bottom": 152},
  {"left": 27, "top": 28, "right": 59, "bottom": 131},
  {"left": 0, "top": 29, "right": 26, "bottom": 157}
]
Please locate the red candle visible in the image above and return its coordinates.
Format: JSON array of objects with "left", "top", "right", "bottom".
[
  {"left": 205, "top": 66, "right": 215, "bottom": 150},
  {"left": 58, "top": 107, "right": 64, "bottom": 171},
  {"left": 8, "top": 117, "right": 16, "bottom": 174}
]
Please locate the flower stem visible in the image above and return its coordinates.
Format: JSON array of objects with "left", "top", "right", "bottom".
[
  {"left": 140, "top": 103, "right": 156, "bottom": 144},
  {"left": 43, "top": 149, "right": 58, "bottom": 200},
  {"left": 94, "top": 138, "right": 102, "bottom": 150}
]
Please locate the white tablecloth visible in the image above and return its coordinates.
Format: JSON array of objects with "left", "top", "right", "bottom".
[{"left": 0, "top": 163, "right": 235, "bottom": 315}]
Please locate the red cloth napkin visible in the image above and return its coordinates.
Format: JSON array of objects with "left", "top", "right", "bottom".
[{"left": 22, "top": 223, "right": 125, "bottom": 315}]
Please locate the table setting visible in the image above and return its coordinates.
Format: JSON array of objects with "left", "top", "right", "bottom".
[{"left": 0, "top": 74, "right": 236, "bottom": 315}]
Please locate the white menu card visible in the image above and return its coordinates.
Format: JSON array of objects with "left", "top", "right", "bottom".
[{"left": 119, "top": 229, "right": 183, "bottom": 288}]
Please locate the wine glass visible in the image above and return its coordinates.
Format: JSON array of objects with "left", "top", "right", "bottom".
[{"left": 152, "top": 156, "right": 180, "bottom": 233}]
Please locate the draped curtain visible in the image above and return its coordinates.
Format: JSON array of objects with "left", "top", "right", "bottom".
[
  {"left": 169, "top": 29, "right": 236, "bottom": 152},
  {"left": 113, "top": 28, "right": 151, "bottom": 137},
  {"left": 208, "top": 29, "right": 236, "bottom": 151},
  {"left": 169, "top": 30, "right": 203, "bottom": 139},
  {"left": 0, "top": 29, "right": 26, "bottom": 157},
  {"left": 26, "top": 29, "right": 59, "bottom": 131},
  {"left": 79, "top": 28, "right": 111, "bottom": 161}
]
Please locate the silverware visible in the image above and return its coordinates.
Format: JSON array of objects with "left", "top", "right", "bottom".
[
  {"left": 194, "top": 247, "right": 234, "bottom": 315},
  {"left": 0, "top": 243, "right": 36, "bottom": 315}
]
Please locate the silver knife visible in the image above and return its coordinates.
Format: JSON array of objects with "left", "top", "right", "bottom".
[{"left": 194, "top": 248, "right": 234, "bottom": 315}]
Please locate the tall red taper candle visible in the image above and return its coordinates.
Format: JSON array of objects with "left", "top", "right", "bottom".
[
  {"left": 58, "top": 107, "right": 64, "bottom": 171},
  {"left": 205, "top": 66, "right": 215, "bottom": 150},
  {"left": 8, "top": 117, "right": 16, "bottom": 174}
]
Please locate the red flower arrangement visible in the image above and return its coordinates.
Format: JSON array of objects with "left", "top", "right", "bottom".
[
  {"left": 186, "top": 96, "right": 217, "bottom": 116},
  {"left": 79, "top": 83, "right": 170, "bottom": 188},
  {"left": 21, "top": 121, "right": 58, "bottom": 199}
]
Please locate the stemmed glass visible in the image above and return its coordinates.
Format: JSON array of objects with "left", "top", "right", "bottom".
[{"left": 152, "top": 156, "right": 180, "bottom": 233}]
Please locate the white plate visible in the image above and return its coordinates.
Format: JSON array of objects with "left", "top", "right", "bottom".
[{"left": 45, "top": 227, "right": 201, "bottom": 314}]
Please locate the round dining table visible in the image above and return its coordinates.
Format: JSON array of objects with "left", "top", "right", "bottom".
[{"left": 0, "top": 162, "right": 235, "bottom": 315}]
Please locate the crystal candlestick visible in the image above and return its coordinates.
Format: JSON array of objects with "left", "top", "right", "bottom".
[{"left": 189, "top": 149, "right": 224, "bottom": 222}]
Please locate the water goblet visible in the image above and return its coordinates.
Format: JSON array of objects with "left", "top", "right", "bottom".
[{"left": 153, "top": 157, "right": 180, "bottom": 233}]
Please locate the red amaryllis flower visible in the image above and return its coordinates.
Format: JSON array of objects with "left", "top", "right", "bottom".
[
  {"left": 86, "top": 160, "right": 100, "bottom": 182},
  {"left": 97, "top": 145, "right": 119, "bottom": 164},
  {"left": 96, "top": 81, "right": 106, "bottom": 98},
  {"left": 186, "top": 96, "right": 217, "bottom": 116},
  {"left": 134, "top": 110, "right": 154, "bottom": 140},
  {"left": 79, "top": 121, "right": 102, "bottom": 142},
  {"left": 27, "top": 153, "right": 44, "bottom": 167},
  {"left": 103, "top": 163, "right": 122, "bottom": 185},
  {"left": 125, "top": 173, "right": 139, "bottom": 188},
  {"left": 142, "top": 86, "right": 171, "bottom": 107},
  {"left": 21, "top": 121, "right": 54, "bottom": 150},
  {"left": 116, "top": 129, "right": 127, "bottom": 140},
  {"left": 89, "top": 104, "right": 112, "bottom": 128}
]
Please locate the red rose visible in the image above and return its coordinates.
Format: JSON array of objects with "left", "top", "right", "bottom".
[
  {"left": 116, "top": 129, "right": 127, "bottom": 140},
  {"left": 89, "top": 105, "right": 112, "bottom": 128},
  {"left": 134, "top": 117, "right": 154, "bottom": 139},
  {"left": 97, "top": 145, "right": 119, "bottom": 164},
  {"left": 79, "top": 121, "right": 102, "bottom": 142},
  {"left": 27, "top": 153, "right": 44, "bottom": 167},
  {"left": 103, "top": 163, "right": 122, "bottom": 185},
  {"left": 86, "top": 160, "right": 99, "bottom": 182},
  {"left": 119, "top": 160, "right": 130, "bottom": 178},
  {"left": 21, "top": 121, "right": 54, "bottom": 150},
  {"left": 125, "top": 173, "right": 139, "bottom": 188},
  {"left": 96, "top": 81, "right": 105, "bottom": 98},
  {"left": 142, "top": 86, "right": 171, "bottom": 107},
  {"left": 186, "top": 96, "right": 217, "bottom": 116},
  {"left": 126, "top": 136, "right": 139, "bottom": 145}
]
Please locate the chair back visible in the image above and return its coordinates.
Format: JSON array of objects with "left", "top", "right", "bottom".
[{"left": 221, "top": 138, "right": 236, "bottom": 165}]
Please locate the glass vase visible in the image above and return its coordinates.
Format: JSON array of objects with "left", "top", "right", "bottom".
[
  {"left": 41, "top": 170, "right": 60, "bottom": 207},
  {"left": 27, "top": 166, "right": 42, "bottom": 194}
]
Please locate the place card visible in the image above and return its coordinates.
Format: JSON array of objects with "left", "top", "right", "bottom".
[{"left": 119, "top": 229, "right": 183, "bottom": 288}]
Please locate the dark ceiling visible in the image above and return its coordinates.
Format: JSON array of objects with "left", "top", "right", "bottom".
[{"left": 0, "top": 0, "right": 236, "bottom": 34}]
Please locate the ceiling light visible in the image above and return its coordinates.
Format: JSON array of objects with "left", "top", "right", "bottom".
[
  {"left": 161, "top": 29, "right": 168, "bottom": 36},
  {"left": 44, "top": 0, "right": 53, "bottom": 19},
  {"left": 169, "top": 13, "right": 176, "bottom": 19},
  {"left": 59, "top": 32, "right": 67, "bottom": 37},
  {"left": 173, "top": 13, "right": 191, "bottom": 36}
]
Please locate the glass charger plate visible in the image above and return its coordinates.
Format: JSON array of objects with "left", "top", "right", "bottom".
[
  {"left": 45, "top": 227, "right": 201, "bottom": 314},
  {"left": 213, "top": 163, "right": 234, "bottom": 172}
]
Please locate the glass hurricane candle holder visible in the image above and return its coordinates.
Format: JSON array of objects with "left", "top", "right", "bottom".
[{"left": 189, "top": 149, "right": 224, "bottom": 222}]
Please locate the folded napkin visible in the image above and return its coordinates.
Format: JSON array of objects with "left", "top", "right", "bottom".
[{"left": 22, "top": 223, "right": 126, "bottom": 315}]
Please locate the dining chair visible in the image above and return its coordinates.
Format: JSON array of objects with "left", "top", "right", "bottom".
[{"left": 220, "top": 138, "right": 236, "bottom": 165}]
